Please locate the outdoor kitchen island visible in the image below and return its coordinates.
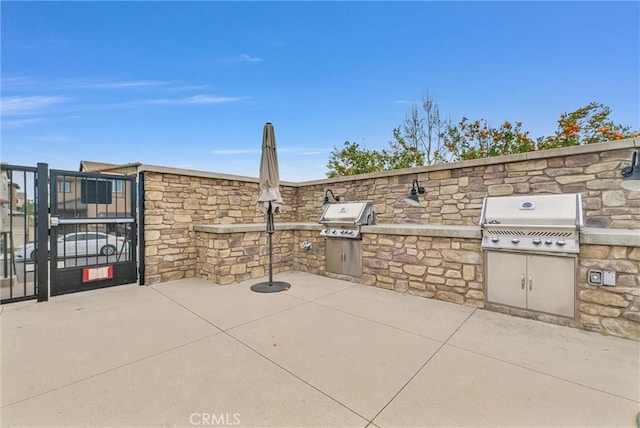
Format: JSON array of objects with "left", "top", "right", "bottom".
[{"left": 194, "top": 221, "right": 638, "bottom": 340}]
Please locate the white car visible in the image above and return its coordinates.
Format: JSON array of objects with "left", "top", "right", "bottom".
[{"left": 14, "top": 232, "right": 126, "bottom": 260}]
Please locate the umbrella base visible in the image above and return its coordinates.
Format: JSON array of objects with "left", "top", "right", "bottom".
[{"left": 250, "top": 281, "right": 291, "bottom": 293}]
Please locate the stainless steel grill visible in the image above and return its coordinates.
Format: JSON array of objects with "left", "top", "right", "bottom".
[
  {"left": 480, "top": 193, "right": 583, "bottom": 254},
  {"left": 318, "top": 202, "right": 375, "bottom": 239},
  {"left": 480, "top": 193, "right": 583, "bottom": 319}
]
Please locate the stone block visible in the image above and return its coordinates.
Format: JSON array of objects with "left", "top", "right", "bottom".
[
  {"left": 463, "top": 265, "right": 475, "bottom": 280},
  {"left": 436, "top": 291, "right": 465, "bottom": 304},
  {"left": 579, "top": 289, "right": 630, "bottom": 308},
  {"left": 566, "top": 153, "right": 599, "bottom": 167},
  {"left": 602, "top": 190, "right": 625, "bottom": 207},
  {"left": 578, "top": 303, "right": 621, "bottom": 317},
  {"left": 465, "top": 290, "right": 484, "bottom": 300},
  {"left": 487, "top": 184, "right": 514, "bottom": 196},
  {"left": 403, "top": 265, "right": 426, "bottom": 276},
  {"left": 580, "top": 246, "right": 610, "bottom": 259},
  {"left": 601, "top": 318, "right": 640, "bottom": 341},
  {"left": 622, "top": 311, "right": 640, "bottom": 323},
  {"left": 579, "top": 313, "right": 600, "bottom": 325},
  {"left": 161, "top": 271, "right": 185, "bottom": 282},
  {"left": 441, "top": 250, "right": 481, "bottom": 264}
]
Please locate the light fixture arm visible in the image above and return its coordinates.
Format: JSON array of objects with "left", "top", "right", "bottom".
[
  {"left": 324, "top": 189, "right": 340, "bottom": 202},
  {"left": 412, "top": 179, "right": 426, "bottom": 194},
  {"left": 621, "top": 151, "right": 637, "bottom": 178},
  {"left": 323, "top": 189, "right": 341, "bottom": 207}
]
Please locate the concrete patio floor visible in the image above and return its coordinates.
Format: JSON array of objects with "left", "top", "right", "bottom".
[{"left": 1, "top": 271, "right": 638, "bottom": 427}]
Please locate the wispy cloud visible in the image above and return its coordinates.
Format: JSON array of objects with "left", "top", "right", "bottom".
[
  {"left": 69, "top": 79, "right": 170, "bottom": 89},
  {"left": 210, "top": 149, "right": 260, "bottom": 155},
  {"left": 1, "top": 117, "right": 48, "bottom": 129},
  {"left": 393, "top": 100, "right": 419, "bottom": 105},
  {"left": 1, "top": 95, "right": 70, "bottom": 116},
  {"left": 238, "top": 54, "right": 262, "bottom": 63},
  {"left": 1, "top": 76, "right": 38, "bottom": 91},
  {"left": 210, "top": 146, "right": 331, "bottom": 156},
  {"left": 148, "top": 95, "right": 246, "bottom": 105},
  {"left": 213, "top": 53, "right": 264, "bottom": 66}
]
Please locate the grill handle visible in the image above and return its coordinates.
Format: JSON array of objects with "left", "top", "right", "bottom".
[
  {"left": 529, "top": 274, "right": 533, "bottom": 291},
  {"left": 521, "top": 274, "right": 525, "bottom": 290}
]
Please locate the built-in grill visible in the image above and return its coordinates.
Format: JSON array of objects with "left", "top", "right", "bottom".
[
  {"left": 319, "top": 202, "right": 375, "bottom": 239},
  {"left": 480, "top": 193, "right": 583, "bottom": 254},
  {"left": 480, "top": 193, "right": 583, "bottom": 319},
  {"left": 318, "top": 202, "right": 375, "bottom": 278}
]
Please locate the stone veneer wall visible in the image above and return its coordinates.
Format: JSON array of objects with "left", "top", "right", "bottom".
[
  {"left": 361, "top": 234, "right": 484, "bottom": 307},
  {"left": 577, "top": 245, "right": 640, "bottom": 340},
  {"left": 196, "top": 231, "right": 294, "bottom": 284},
  {"left": 295, "top": 140, "right": 639, "bottom": 229},
  {"left": 142, "top": 168, "right": 296, "bottom": 283}
]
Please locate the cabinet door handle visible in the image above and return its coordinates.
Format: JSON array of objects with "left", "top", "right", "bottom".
[
  {"left": 529, "top": 274, "right": 533, "bottom": 291},
  {"left": 521, "top": 274, "right": 525, "bottom": 290}
]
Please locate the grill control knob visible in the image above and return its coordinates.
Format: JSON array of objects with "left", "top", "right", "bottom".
[
  {"left": 545, "top": 239, "right": 553, "bottom": 245},
  {"left": 332, "top": 230, "right": 337, "bottom": 235},
  {"left": 532, "top": 238, "right": 542, "bottom": 245},
  {"left": 556, "top": 239, "right": 566, "bottom": 246},
  {"left": 511, "top": 238, "right": 520, "bottom": 244},
  {"left": 491, "top": 236, "right": 499, "bottom": 243}
]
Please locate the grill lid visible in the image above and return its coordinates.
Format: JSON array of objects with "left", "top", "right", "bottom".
[
  {"left": 480, "top": 193, "right": 583, "bottom": 229},
  {"left": 319, "top": 202, "right": 375, "bottom": 225}
]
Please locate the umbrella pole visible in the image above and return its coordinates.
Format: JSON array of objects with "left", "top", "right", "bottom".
[
  {"left": 250, "top": 201, "right": 291, "bottom": 293},
  {"left": 268, "top": 205, "right": 273, "bottom": 285}
]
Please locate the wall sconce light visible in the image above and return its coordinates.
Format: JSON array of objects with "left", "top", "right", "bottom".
[
  {"left": 405, "top": 179, "right": 425, "bottom": 206},
  {"left": 621, "top": 151, "right": 640, "bottom": 191},
  {"left": 323, "top": 189, "right": 340, "bottom": 208}
]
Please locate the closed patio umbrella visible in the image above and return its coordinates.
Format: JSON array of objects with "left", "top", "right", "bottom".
[{"left": 251, "top": 122, "right": 291, "bottom": 293}]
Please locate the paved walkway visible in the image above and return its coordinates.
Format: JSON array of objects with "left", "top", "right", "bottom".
[{"left": 1, "top": 271, "right": 638, "bottom": 427}]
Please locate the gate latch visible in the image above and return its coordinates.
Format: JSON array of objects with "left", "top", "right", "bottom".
[{"left": 50, "top": 216, "right": 60, "bottom": 227}]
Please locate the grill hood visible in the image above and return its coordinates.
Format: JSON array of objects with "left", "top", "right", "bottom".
[
  {"left": 319, "top": 202, "right": 375, "bottom": 226},
  {"left": 480, "top": 193, "right": 583, "bottom": 229}
]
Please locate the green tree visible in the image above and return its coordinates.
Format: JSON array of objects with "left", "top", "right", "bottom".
[
  {"left": 326, "top": 141, "right": 387, "bottom": 178},
  {"left": 326, "top": 101, "right": 639, "bottom": 177},
  {"left": 536, "top": 102, "right": 638, "bottom": 150},
  {"left": 443, "top": 118, "right": 534, "bottom": 160}
]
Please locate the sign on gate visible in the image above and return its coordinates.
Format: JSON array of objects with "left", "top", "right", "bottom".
[{"left": 82, "top": 265, "right": 114, "bottom": 283}]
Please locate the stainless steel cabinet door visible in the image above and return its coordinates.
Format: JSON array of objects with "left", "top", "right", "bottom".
[
  {"left": 325, "top": 239, "right": 343, "bottom": 275},
  {"left": 343, "top": 240, "right": 362, "bottom": 277},
  {"left": 527, "top": 255, "right": 575, "bottom": 318},
  {"left": 486, "top": 251, "right": 527, "bottom": 309}
]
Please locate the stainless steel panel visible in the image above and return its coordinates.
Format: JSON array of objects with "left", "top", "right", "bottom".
[
  {"left": 325, "top": 238, "right": 362, "bottom": 278},
  {"left": 326, "top": 239, "right": 343, "bottom": 275},
  {"left": 486, "top": 251, "right": 527, "bottom": 309},
  {"left": 480, "top": 193, "right": 582, "bottom": 228},
  {"left": 343, "top": 239, "right": 362, "bottom": 278},
  {"left": 526, "top": 254, "right": 575, "bottom": 318}
]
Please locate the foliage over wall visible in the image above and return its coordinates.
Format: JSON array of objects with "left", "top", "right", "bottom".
[{"left": 327, "top": 100, "right": 639, "bottom": 177}]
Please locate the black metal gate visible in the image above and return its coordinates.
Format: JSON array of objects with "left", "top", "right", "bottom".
[
  {"left": 49, "top": 170, "right": 137, "bottom": 296},
  {"left": 0, "top": 163, "right": 48, "bottom": 303}
]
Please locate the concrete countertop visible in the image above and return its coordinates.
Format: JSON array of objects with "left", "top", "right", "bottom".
[
  {"left": 195, "top": 223, "right": 638, "bottom": 247},
  {"left": 194, "top": 223, "right": 322, "bottom": 234},
  {"left": 581, "top": 227, "right": 640, "bottom": 247}
]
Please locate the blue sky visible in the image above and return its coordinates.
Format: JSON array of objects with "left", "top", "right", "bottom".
[{"left": 2, "top": 1, "right": 639, "bottom": 182}]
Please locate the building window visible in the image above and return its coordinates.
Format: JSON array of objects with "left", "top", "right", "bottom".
[
  {"left": 59, "top": 181, "right": 71, "bottom": 193},
  {"left": 111, "top": 180, "right": 124, "bottom": 193}
]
